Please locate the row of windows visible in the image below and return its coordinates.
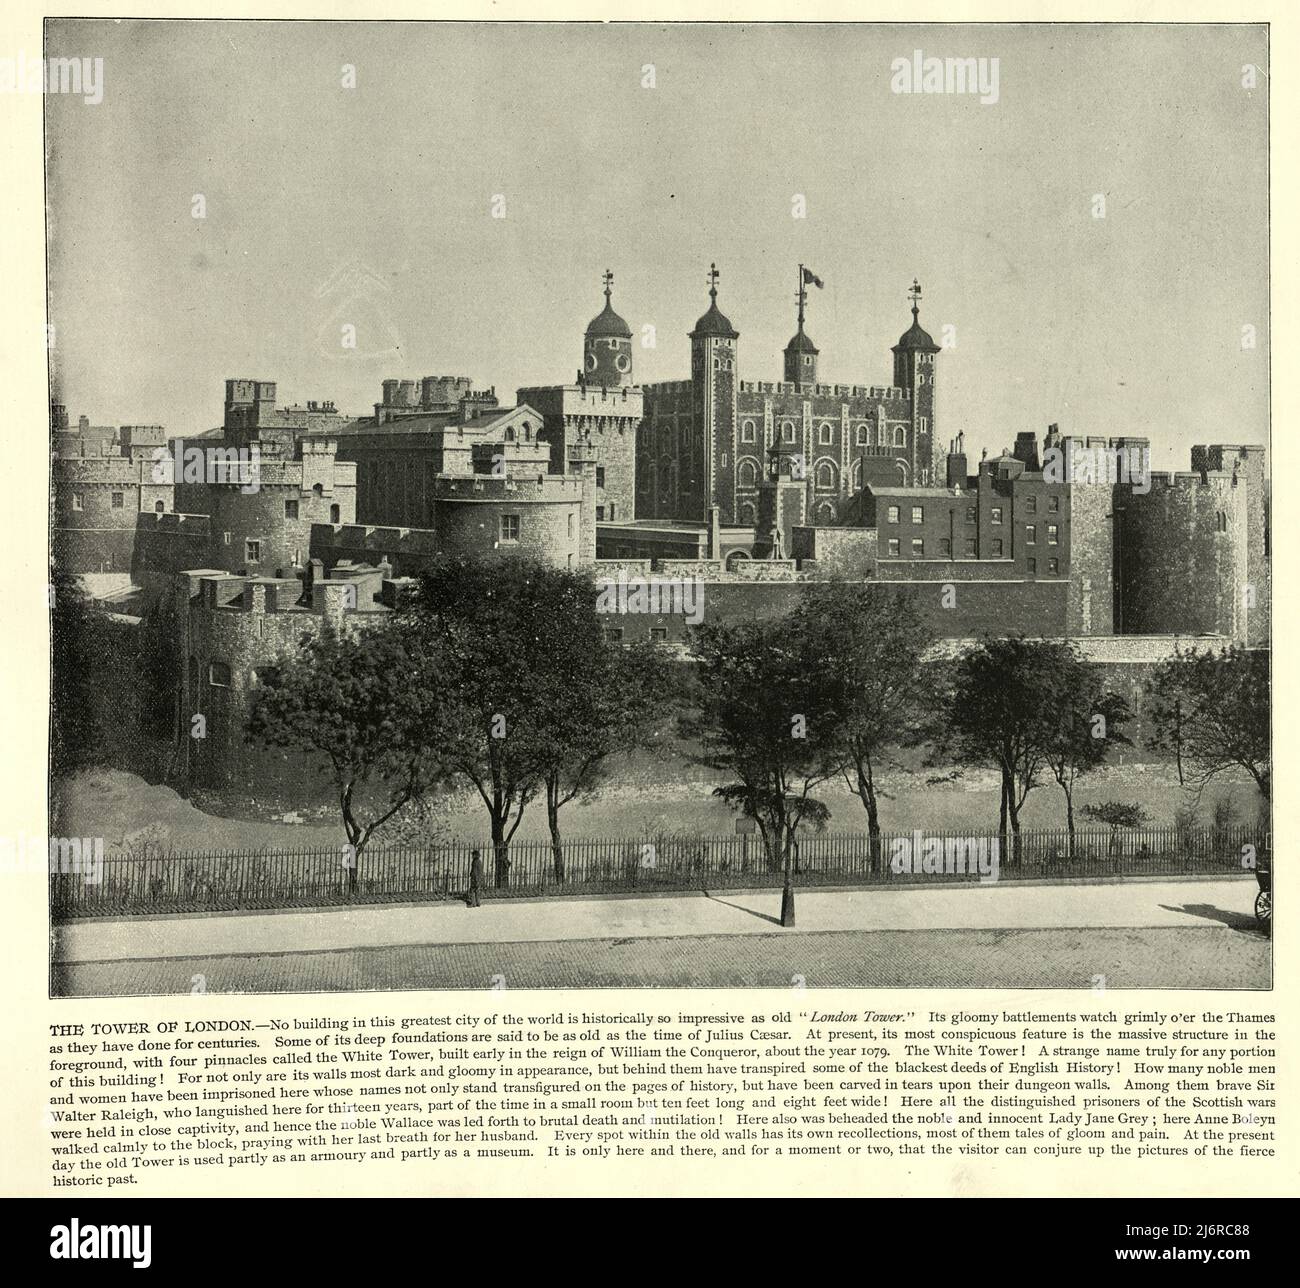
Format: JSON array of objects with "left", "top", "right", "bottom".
[
  {"left": 70, "top": 492, "right": 168, "bottom": 513},
  {"left": 739, "top": 420, "right": 909, "bottom": 448},
  {"left": 883, "top": 536, "right": 1061, "bottom": 570},
  {"left": 886, "top": 503, "right": 1061, "bottom": 530}
]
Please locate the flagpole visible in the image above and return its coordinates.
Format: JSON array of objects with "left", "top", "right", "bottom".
[{"left": 797, "top": 263, "right": 805, "bottom": 331}]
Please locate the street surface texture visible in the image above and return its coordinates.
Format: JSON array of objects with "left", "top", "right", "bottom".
[
  {"left": 54, "top": 878, "right": 1269, "bottom": 995},
  {"left": 56, "top": 926, "right": 1267, "bottom": 995}
]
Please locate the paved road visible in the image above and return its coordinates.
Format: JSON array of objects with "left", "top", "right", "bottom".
[
  {"left": 57, "top": 877, "right": 1261, "bottom": 964},
  {"left": 56, "top": 924, "right": 1269, "bottom": 996}
]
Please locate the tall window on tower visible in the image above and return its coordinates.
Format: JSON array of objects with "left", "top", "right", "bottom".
[{"left": 500, "top": 514, "right": 521, "bottom": 543}]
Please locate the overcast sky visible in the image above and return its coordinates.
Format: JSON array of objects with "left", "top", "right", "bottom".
[{"left": 45, "top": 20, "right": 1268, "bottom": 469}]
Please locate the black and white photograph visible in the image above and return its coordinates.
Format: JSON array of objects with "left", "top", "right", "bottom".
[{"left": 43, "top": 18, "right": 1271, "bottom": 997}]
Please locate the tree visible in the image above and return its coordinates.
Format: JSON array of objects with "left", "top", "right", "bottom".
[
  {"left": 787, "top": 583, "right": 939, "bottom": 871},
  {"left": 1146, "top": 645, "right": 1270, "bottom": 804},
  {"left": 404, "top": 556, "right": 614, "bottom": 887},
  {"left": 682, "top": 615, "right": 841, "bottom": 926},
  {"left": 247, "top": 620, "right": 457, "bottom": 889},
  {"left": 941, "top": 637, "right": 1079, "bottom": 861},
  {"left": 535, "top": 641, "right": 677, "bottom": 881},
  {"left": 1080, "top": 800, "right": 1152, "bottom": 856},
  {"left": 1038, "top": 657, "right": 1132, "bottom": 851}
]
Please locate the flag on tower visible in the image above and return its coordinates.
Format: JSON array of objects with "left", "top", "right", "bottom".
[{"left": 802, "top": 267, "right": 824, "bottom": 289}]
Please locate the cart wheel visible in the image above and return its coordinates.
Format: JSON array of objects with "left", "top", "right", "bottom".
[{"left": 1254, "top": 888, "right": 1271, "bottom": 930}]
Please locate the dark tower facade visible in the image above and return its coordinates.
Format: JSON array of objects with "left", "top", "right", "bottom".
[
  {"left": 891, "top": 279, "right": 941, "bottom": 484},
  {"left": 583, "top": 269, "right": 634, "bottom": 388},
  {"left": 689, "top": 263, "right": 740, "bottom": 524}
]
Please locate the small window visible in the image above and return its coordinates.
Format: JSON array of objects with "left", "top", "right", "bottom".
[
  {"left": 604, "top": 626, "right": 624, "bottom": 643},
  {"left": 71, "top": 493, "right": 83, "bottom": 511},
  {"left": 911, "top": 506, "right": 923, "bottom": 524},
  {"left": 329, "top": 504, "right": 340, "bottom": 523},
  {"left": 893, "top": 427, "right": 905, "bottom": 447},
  {"left": 223, "top": 531, "right": 232, "bottom": 545},
  {"left": 111, "top": 492, "right": 124, "bottom": 509},
  {"left": 991, "top": 538, "right": 1003, "bottom": 557},
  {"left": 1027, "top": 557, "right": 1037, "bottom": 575},
  {"left": 568, "top": 514, "right": 575, "bottom": 538},
  {"left": 819, "top": 423, "right": 833, "bottom": 445},
  {"left": 991, "top": 507, "right": 1003, "bottom": 525},
  {"left": 1026, "top": 524, "right": 1036, "bottom": 544},
  {"left": 782, "top": 421, "right": 796, "bottom": 442},
  {"left": 911, "top": 538, "right": 924, "bottom": 556},
  {"left": 284, "top": 499, "right": 299, "bottom": 520},
  {"left": 887, "top": 538, "right": 900, "bottom": 556},
  {"left": 1048, "top": 495, "right": 1060, "bottom": 512},
  {"left": 741, "top": 420, "right": 756, "bottom": 443},
  {"left": 650, "top": 627, "right": 667, "bottom": 641},
  {"left": 939, "top": 537, "right": 951, "bottom": 556},
  {"left": 1026, "top": 495, "right": 1037, "bottom": 514},
  {"left": 208, "top": 661, "right": 231, "bottom": 688},
  {"left": 1047, "top": 557, "right": 1059, "bottom": 574},
  {"left": 245, "top": 539, "right": 261, "bottom": 563},
  {"left": 154, "top": 500, "right": 165, "bottom": 514},
  {"left": 886, "top": 505, "right": 900, "bottom": 524},
  {"left": 856, "top": 426, "right": 867, "bottom": 445},
  {"left": 595, "top": 505, "right": 606, "bottom": 521},
  {"left": 965, "top": 506, "right": 976, "bottom": 524},
  {"left": 596, "top": 467, "right": 606, "bottom": 488},
  {"left": 500, "top": 514, "right": 521, "bottom": 542},
  {"left": 1047, "top": 524, "right": 1059, "bottom": 545},
  {"left": 964, "top": 538, "right": 977, "bottom": 557}
]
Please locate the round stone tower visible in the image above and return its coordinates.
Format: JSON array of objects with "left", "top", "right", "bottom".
[{"left": 583, "top": 269, "right": 634, "bottom": 386}]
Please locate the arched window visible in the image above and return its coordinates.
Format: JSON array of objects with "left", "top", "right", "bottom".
[
  {"left": 782, "top": 421, "right": 796, "bottom": 442},
  {"left": 504, "top": 426, "right": 515, "bottom": 442},
  {"left": 818, "top": 423, "right": 833, "bottom": 445},
  {"left": 313, "top": 482, "right": 324, "bottom": 497},
  {"left": 741, "top": 420, "right": 756, "bottom": 443},
  {"left": 154, "top": 500, "right": 165, "bottom": 513},
  {"left": 739, "top": 503, "right": 757, "bottom": 525},
  {"left": 816, "top": 500, "right": 837, "bottom": 524},
  {"left": 737, "top": 458, "right": 758, "bottom": 488},
  {"left": 815, "top": 460, "right": 838, "bottom": 491},
  {"left": 894, "top": 426, "right": 906, "bottom": 447}
]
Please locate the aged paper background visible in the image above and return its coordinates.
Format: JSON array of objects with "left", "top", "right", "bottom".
[{"left": 1, "top": 0, "right": 1294, "bottom": 1197}]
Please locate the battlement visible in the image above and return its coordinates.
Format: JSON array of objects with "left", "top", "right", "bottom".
[
  {"left": 642, "top": 380, "right": 695, "bottom": 394},
  {"left": 431, "top": 472, "right": 586, "bottom": 501},
  {"left": 1192, "top": 443, "right": 1267, "bottom": 472},
  {"left": 738, "top": 381, "right": 909, "bottom": 401},
  {"left": 182, "top": 567, "right": 408, "bottom": 617},
  {"left": 53, "top": 457, "right": 159, "bottom": 484},
  {"left": 1134, "top": 469, "right": 1239, "bottom": 494},
  {"left": 311, "top": 523, "right": 442, "bottom": 554}
]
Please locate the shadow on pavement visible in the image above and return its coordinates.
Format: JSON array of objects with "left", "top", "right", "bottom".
[
  {"left": 1159, "top": 903, "right": 1261, "bottom": 934},
  {"left": 705, "top": 893, "right": 784, "bottom": 927}
]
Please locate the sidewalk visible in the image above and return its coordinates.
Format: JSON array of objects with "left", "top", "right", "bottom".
[{"left": 54, "top": 876, "right": 1258, "bottom": 965}]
